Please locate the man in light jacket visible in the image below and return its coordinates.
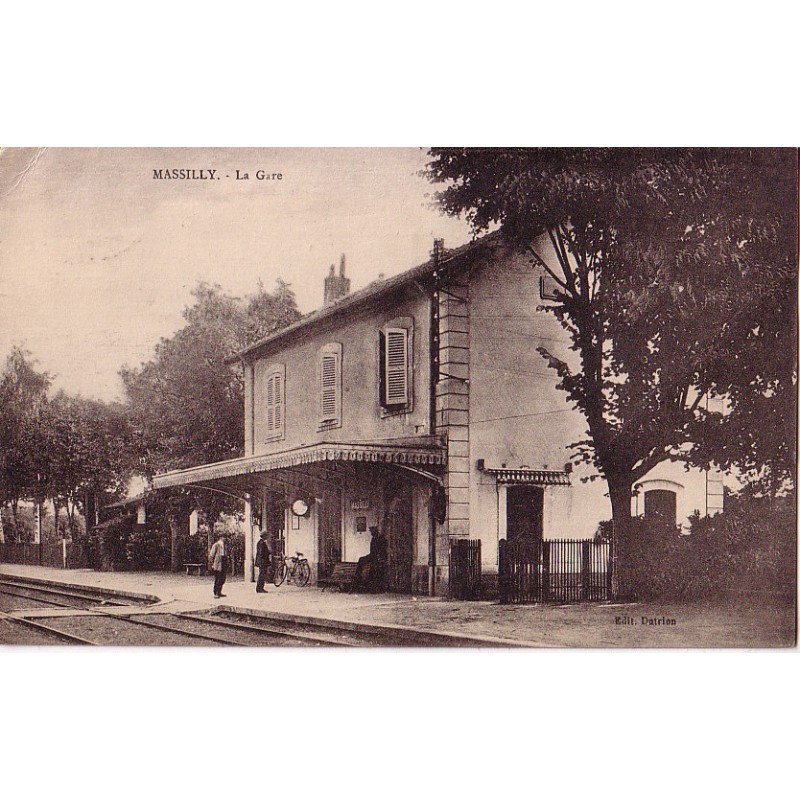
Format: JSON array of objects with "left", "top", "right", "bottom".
[{"left": 208, "top": 531, "right": 229, "bottom": 599}]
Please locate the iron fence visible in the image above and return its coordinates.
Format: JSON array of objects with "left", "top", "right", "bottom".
[
  {"left": 449, "top": 539, "right": 482, "bottom": 600},
  {"left": 0, "top": 542, "right": 88, "bottom": 569},
  {"left": 499, "top": 538, "right": 611, "bottom": 603}
]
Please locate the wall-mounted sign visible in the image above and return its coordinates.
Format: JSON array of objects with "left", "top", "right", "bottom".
[
  {"left": 355, "top": 516, "right": 367, "bottom": 532},
  {"left": 350, "top": 499, "right": 370, "bottom": 511}
]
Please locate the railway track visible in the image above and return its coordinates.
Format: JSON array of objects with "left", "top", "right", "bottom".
[
  {"left": 0, "top": 578, "right": 353, "bottom": 647},
  {"left": 0, "top": 610, "right": 99, "bottom": 645},
  {"left": 0, "top": 576, "right": 486, "bottom": 647}
]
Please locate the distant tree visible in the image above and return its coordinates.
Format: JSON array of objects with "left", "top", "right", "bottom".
[
  {"left": 426, "top": 148, "right": 797, "bottom": 597},
  {"left": 120, "top": 280, "right": 300, "bottom": 544},
  {"left": 41, "top": 393, "right": 132, "bottom": 537},
  {"left": 0, "top": 347, "right": 51, "bottom": 536}
]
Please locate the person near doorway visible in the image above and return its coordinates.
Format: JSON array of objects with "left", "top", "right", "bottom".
[
  {"left": 354, "top": 526, "right": 387, "bottom": 592},
  {"left": 255, "top": 530, "right": 271, "bottom": 593},
  {"left": 208, "top": 531, "right": 229, "bottom": 599},
  {"left": 371, "top": 524, "right": 388, "bottom": 592}
]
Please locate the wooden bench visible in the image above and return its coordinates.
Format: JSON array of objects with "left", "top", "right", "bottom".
[
  {"left": 184, "top": 563, "right": 206, "bottom": 576},
  {"left": 317, "top": 562, "right": 359, "bottom": 592}
]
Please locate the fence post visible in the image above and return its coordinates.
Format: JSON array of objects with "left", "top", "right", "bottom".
[
  {"left": 581, "top": 540, "right": 591, "bottom": 600},
  {"left": 62, "top": 538, "right": 67, "bottom": 569},
  {"left": 498, "top": 538, "right": 507, "bottom": 603},
  {"left": 541, "top": 540, "right": 550, "bottom": 602}
]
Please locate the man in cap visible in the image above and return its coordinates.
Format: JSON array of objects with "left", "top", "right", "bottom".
[
  {"left": 255, "top": 530, "right": 272, "bottom": 594},
  {"left": 208, "top": 531, "right": 229, "bottom": 599}
]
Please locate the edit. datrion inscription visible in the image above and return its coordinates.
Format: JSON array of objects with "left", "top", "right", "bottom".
[{"left": 615, "top": 615, "right": 678, "bottom": 626}]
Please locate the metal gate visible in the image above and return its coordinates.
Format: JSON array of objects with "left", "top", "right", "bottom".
[
  {"left": 449, "top": 539, "right": 482, "bottom": 600},
  {"left": 499, "top": 538, "right": 611, "bottom": 603}
]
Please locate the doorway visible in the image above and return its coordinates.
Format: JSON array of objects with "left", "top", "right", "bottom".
[
  {"left": 506, "top": 486, "right": 544, "bottom": 548},
  {"left": 318, "top": 491, "right": 342, "bottom": 579},
  {"left": 383, "top": 481, "right": 413, "bottom": 593}
]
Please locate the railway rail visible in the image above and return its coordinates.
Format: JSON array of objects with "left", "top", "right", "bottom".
[
  {"left": 0, "top": 578, "right": 355, "bottom": 647},
  {"left": 0, "top": 575, "right": 487, "bottom": 647}
]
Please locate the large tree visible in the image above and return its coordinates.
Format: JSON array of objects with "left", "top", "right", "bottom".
[
  {"left": 120, "top": 279, "right": 301, "bottom": 542},
  {"left": 426, "top": 148, "right": 797, "bottom": 596}
]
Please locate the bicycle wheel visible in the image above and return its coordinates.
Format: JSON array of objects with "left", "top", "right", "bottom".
[
  {"left": 296, "top": 561, "right": 311, "bottom": 587},
  {"left": 273, "top": 562, "right": 288, "bottom": 586}
]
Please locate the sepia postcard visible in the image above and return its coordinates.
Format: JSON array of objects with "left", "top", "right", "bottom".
[{"left": 0, "top": 147, "right": 796, "bottom": 649}]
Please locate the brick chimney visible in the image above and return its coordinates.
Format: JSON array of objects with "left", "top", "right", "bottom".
[{"left": 323, "top": 253, "right": 351, "bottom": 306}]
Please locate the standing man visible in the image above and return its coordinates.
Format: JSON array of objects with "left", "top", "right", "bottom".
[
  {"left": 255, "top": 530, "right": 271, "bottom": 594},
  {"left": 372, "top": 523, "right": 388, "bottom": 592},
  {"left": 208, "top": 531, "right": 229, "bottom": 599}
]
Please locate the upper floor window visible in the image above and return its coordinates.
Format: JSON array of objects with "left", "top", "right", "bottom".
[
  {"left": 319, "top": 343, "right": 342, "bottom": 429},
  {"left": 379, "top": 322, "right": 412, "bottom": 412},
  {"left": 264, "top": 364, "right": 285, "bottom": 441}
]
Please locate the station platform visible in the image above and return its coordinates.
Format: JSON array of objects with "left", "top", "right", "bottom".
[
  {"left": 1, "top": 563, "right": 794, "bottom": 647},
  {"left": 0, "top": 563, "right": 526, "bottom": 646}
]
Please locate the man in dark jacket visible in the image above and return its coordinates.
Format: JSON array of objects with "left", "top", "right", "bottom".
[{"left": 255, "top": 530, "right": 271, "bottom": 593}]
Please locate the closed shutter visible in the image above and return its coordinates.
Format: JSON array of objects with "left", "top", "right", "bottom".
[
  {"left": 384, "top": 327, "right": 408, "bottom": 405},
  {"left": 265, "top": 369, "right": 284, "bottom": 437},
  {"left": 266, "top": 374, "right": 275, "bottom": 430},
  {"left": 320, "top": 351, "right": 340, "bottom": 423},
  {"left": 273, "top": 374, "right": 283, "bottom": 431}
]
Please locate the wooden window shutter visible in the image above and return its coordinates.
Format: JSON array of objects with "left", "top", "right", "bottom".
[
  {"left": 265, "top": 368, "right": 285, "bottom": 437},
  {"left": 384, "top": 327, "right": 408, "bottom": 405},
  {"left": 266, "top": 374, "right": 275, "bottom": 430},
  {"left": 273, "top": 374, "right": 283, "bottom": 431},
  {"left": 320, "top": 346, "right": 341, "bottom": 424}
]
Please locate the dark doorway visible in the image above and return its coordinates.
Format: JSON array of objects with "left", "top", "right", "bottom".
[
  {"left": 318, "top": 491, "right": 342, "bottom": 579},
  {"left": 384, "top": 480, "right": 413, "bottom": 593},
  {"left": 506, "top": 486, "right": 544, "bottom": 547},
  {"left": 266, "top": 498, "right": 285, "bottom": 562},
  {"left": 644, "top": 490, "right": 677, "bottom": 525}
]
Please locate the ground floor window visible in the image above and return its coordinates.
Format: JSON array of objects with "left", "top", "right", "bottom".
[{"left": 644, "top": 489, "right": 677, "bottom": 525}]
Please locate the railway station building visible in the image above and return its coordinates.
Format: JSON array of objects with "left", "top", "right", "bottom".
[{"left": 152, "top": 235, "right": 725, "bottom": 597}]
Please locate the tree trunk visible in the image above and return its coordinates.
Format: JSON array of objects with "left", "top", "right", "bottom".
[
  {"left": 608, "top": 477, "right": 635, "bottom": 601},
  {"left": 68, "top": 495, "right": 78, "bottom": 538},
  {"left": 11, "top": 498, "right": 19, "bottom": 540},
  {"left": 52, "top": 498, "right": 61, "bottom": 539},
  {"left": 83, "top": 490, "right": 96, "bottom": 537},
  {"left": 167, "top": 499, "right": 190, "bottom": 571}
]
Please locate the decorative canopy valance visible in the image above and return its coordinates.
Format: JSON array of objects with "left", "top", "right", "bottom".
[
  {"left": 152, "top": 441, "right": 446, "bottom": 490},
  {"left": 484, "top": 467, "right": 571, "bottom": 486}
]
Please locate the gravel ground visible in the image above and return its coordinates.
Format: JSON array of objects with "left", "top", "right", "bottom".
[
  {"left": 344, "top": 598, "right": 797, "bottom": 647},
  {"left": 0, "top": 618, "right": 69, "bottom": 645},
  {"left": 2, "top": 567, "right": 794, "bottom": 647},
  {"left": 207, "top": 610, "right": 389, "bottom": 646},
  {"left": 0, "top": 589, "right": 67, "bottom": 613},
  {"left": 136, "top": 613, "right": 334, "bottom": 647},
  {"left": 34, "top": 613, "right": 226, "bottom": 646}
]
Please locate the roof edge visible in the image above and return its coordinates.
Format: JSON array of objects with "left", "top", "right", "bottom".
[{"left": 224, "top": 231, "right": 502, "bottom": 365}]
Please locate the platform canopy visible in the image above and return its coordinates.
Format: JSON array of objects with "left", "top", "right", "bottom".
[{"left": 151, "top": 439, "right": 446, "bottom": 496}]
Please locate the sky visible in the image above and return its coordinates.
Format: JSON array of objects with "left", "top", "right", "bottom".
[{"left": 0, "top": 148, "right": 473, "bottom": 402}]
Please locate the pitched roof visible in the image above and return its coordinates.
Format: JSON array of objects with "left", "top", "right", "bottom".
[{"left": 225, "top": 231, "right": 501, "bottom": 364}]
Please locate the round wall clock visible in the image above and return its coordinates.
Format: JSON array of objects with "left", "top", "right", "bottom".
[{"left": 291, "top": 498, "right": 309, "bottom": 517}]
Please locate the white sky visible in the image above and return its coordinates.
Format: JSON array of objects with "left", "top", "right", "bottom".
[{"left": 0, "top": 147, "right": 473, "bottom": 402}]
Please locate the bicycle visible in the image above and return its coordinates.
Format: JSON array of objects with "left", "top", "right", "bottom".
[{"left": 273, "top": 551, "right": 311, "bottom": 587}]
